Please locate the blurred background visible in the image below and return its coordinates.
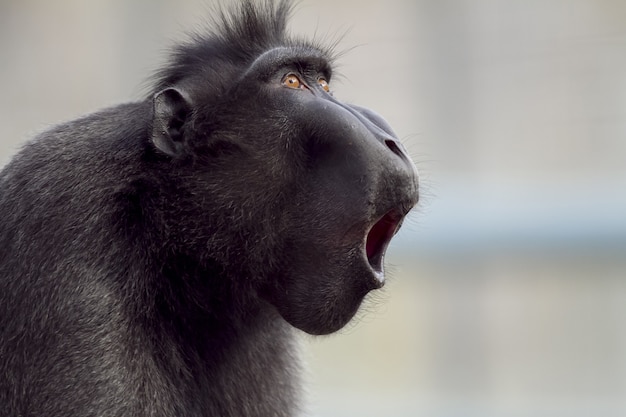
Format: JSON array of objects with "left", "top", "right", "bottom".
[{"left": 1, "top": 0, "right": 625, "bottom": 416}]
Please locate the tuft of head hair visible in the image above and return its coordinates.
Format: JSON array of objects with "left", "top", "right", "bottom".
[{"left": 151, "top": 0, "right": 336, "bottom": 94}]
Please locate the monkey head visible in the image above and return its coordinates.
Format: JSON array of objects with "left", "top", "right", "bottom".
[{"left": 148, "top": 10, "right": 419, "bottom": 336}]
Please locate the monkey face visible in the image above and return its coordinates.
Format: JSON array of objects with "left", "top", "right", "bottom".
[
  {"left": 151, "top": 45, "right": 419, "bottom": 336},
  {"left": 254, "top": 56, "right": 418, "bottom": 335}
]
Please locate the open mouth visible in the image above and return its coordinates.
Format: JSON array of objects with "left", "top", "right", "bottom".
[{"left": 365, "top": 209, "right": 404, "bottom": 278}]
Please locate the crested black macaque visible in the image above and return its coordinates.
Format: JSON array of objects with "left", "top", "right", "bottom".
[{"left": 0, "top": 1, "right": 418, "bottom": 416}]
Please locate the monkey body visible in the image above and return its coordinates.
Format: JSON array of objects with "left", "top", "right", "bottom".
[
  {"left": 0, "top": 1, "right": 418, "bottom": 416},
  {"left": 0, "top": 103, "right": 299, "bottom": 416}
]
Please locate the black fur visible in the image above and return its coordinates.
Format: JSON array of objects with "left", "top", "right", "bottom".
[{"left": 0, "top": 1, "right": 418, "bottom": 416}]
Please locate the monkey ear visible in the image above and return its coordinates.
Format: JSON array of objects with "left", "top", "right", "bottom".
[{"left": 151, "top": 88, "right": 192, "bottom": 157}]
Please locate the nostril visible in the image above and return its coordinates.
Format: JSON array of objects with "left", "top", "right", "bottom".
[{"left": 384, "top": 139, "right": 405, "bottom": 159}]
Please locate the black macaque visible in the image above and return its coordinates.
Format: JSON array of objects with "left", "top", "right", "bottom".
[{"left": 0, "top": 1, "right": 419, "bottom": 416}]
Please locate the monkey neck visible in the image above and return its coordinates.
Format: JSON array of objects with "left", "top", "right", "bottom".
[
  {"left": 119, "top": 250, "right": 301, "bottom": 415},
  {"left": 109, "top": 190, "right": 301, "bottom": 415},
  {"left": 151, "top": 291, "right": 301, "bottom": 416}
]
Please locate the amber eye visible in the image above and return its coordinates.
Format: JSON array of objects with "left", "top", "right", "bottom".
[
  {"left": 318, "top": 77, "right": 330, "bottom": 92},
  {"left": 282, "top": 74, "right": 302, "bottom": 89}
]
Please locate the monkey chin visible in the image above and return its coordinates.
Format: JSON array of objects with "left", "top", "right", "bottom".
[
  {"left": 269, "top": 215, "right": 409, "bottom": 337},
  {"left": 287, "top": 207, "right": 410, "bottom": 336}
]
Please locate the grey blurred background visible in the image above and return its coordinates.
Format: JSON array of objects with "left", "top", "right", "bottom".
[{"left": 1, "top": 1, "right": 625, "bottom": 416}]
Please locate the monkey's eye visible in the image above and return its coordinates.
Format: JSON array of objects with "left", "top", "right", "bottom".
[
  {"left": 318, "top": 77, "right": 330, "bottom": 92},
  {"left": 282, "top": 74, "right": 303, "bottom": 89}
]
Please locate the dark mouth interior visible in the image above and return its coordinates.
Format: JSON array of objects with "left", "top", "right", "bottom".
[{"left": 365, "top": 210, "right": 402, "bottom": 272}]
